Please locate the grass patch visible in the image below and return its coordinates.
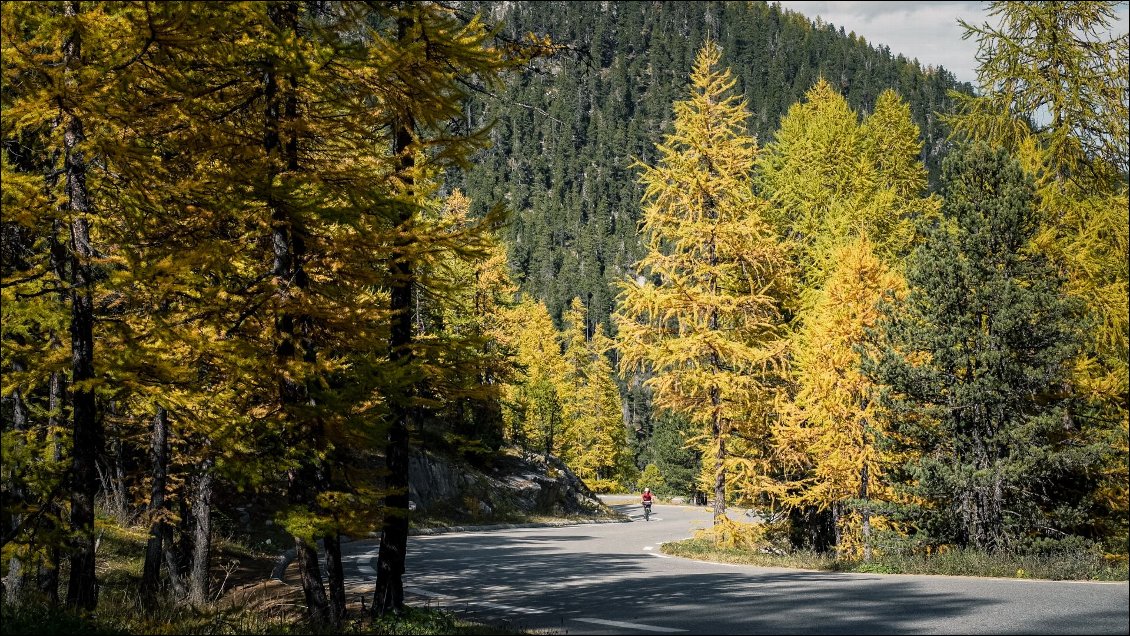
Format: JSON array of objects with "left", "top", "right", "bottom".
[
  {"left": 1, "top": 601, "right": 519, "bottom": 635},
  {"left": 661, "top": 538, "right": 1129, "bottom": 581},
  {"left": 3, "top": 510, "right": 522, "bottom": 635}
]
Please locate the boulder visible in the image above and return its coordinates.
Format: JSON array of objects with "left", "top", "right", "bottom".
[{"left": 407, "top": 447, "right": 616, "bottom": 524}]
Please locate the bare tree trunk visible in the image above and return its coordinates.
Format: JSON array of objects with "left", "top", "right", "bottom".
[
  {"left": 162, "top": 516, "right": 186, "bottom": 601},
  {"left": 38, "top": 371, "right": 65, "bottom": 604},
  {"left": 62, "top": 1, "right": 101, "bottom": 611},
  {"left": 263, "top": 2, "right": 332, "bottom": 623},
  {"left": 324, "top": 532, "right": 346, "bottom": 628},
  {"left": 141, "top": 407, "right": 170, "bottom": 609},
  {"left": 859, "top": 463, "right": 871, "bottom": 561},
  {"left": 295, "top": 538, "right": 330, "bottom": 624},
  {"left": 187, "top": 462, "right": 213, "bottom": 607},
  {"left": 712, "top": 404, "right": 726, "bottom": 525},
  {"left": 4, "top": 374, "right": 29, "bottom": 604}
]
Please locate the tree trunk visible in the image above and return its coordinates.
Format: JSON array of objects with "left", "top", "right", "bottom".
[
  {"left": 264, "top": 2, "right": 332, "bottom": 623},
  {"left": 373, "top": 14, "right": 417, "bottom": 615},
  {"left": 4, "top": 374, "right": 29, "bottom": 604},
  {"left": 325, "top": 532, "right": 346, "bottom": 628},
  {"left": 187, "top": 462, "right": 213, "bottom": 607},
  {"left": 141, "top": 407, "right": 171, "bottom": 609},
  {"left": 859, "top": 463, "right": 871, "bottom": 561},
  {"left": 162, "top": 521, "right": 186, "bottom": 600},
  {"left": 712, "top": 406, "right": 726, "bottom": 525},
  {"left": 175, "top": 496, "right": 193, "bottom": 580},
  {"left": 62, "top": 0, "right": 101, "bottom": 611},
  {"left": 38, "top": 371, "right": 65, "bottom": 604},
  {"left": 295, "top": 538, "right": 330, "bottom": 624}
]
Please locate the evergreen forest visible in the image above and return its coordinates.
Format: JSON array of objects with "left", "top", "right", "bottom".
[{"left": 1, "top": 1, "right": 1127, "bottom": 633}]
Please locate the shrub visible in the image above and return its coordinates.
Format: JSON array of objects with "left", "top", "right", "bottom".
[{"left": 636, "top": 463, "right": 666, "bottom": 495}]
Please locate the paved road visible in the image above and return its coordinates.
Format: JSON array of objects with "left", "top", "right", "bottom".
[{"left": 342, "top": 497, "right": 1129, "bottom": 634}]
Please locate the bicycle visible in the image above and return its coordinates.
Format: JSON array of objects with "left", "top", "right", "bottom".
[{"left": 643, "top": 500, "right": 652, "bottom": 521}]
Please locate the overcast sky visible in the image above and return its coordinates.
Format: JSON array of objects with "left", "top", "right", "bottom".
[{"left": 775, "top": 1, "right": 1130, "bottom": 86}]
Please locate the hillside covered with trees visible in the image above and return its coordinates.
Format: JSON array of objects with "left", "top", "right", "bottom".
[{"left": 1, "top": 1, "right": 1127, "bottom": 633}]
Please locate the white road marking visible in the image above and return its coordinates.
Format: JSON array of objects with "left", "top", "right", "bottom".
[
  {"left": 574, "top": 617, "right": 687, "bottom": 632},
  {"left": 643, "top": 546, "right": 653, "bottom": 550}
]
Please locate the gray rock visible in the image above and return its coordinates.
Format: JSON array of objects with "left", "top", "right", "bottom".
[{"left": 407, "top": 448, "right": 615, "bottom": 523}]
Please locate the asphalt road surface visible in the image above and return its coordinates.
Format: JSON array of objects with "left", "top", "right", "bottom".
[{"left": 342, "top": 497, "right": 1129, "bottom": 634}]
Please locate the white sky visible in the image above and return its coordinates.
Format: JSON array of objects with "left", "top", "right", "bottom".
[{"left": 775, "top": 1, "right": 1130, "bottom": 86}]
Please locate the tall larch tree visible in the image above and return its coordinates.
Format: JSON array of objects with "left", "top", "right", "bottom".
[
  {"left": 946, "top": 0, "right": 1129, "bottom": 551},
  {"left": 757, "top": 80, "right": 933, "bottom": 302},
  {"left": 426, "top": 190, "right": 517, "bottom": 461},
  {"left": 757, "top": 79, "right": 936, "bottom": 553},
  {"left": 561, "top": 297, "right": 632, "bottom": 490},
  {"left": 368, "top": 2, "right": 549, "bottom": 613},
  {"left": 773, "top": 236, "right": 904, "bottom": 559},
  {"left": 502, "top": 297, "right": 568, "bottom": 458},
  {"left": 0, "top": 0, "right": 153, "bottom": 609},
  {"left": 615, "top": 41, "right": 790, "bottom": 532}
]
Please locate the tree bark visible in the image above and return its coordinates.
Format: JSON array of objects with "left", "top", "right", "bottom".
[
  {"left": 38, "top": 371, "right": 65, "bottom": 604},
  {"left": 373, "top": 12, "right": 417, "bottom": 616},
  {"left": 859, "top": 463, "right": 871, "bottom": 561},
  {"left": 264, "top": 2, "right": 334, "bottom": 623},
  {"left": 712, "top": 398, "right": 726, "bottom": 525},
  {"left": 62, "top": 0, "right": 101, "bottom": 611},
  {"left": 187, "top": 462, "right": 213, "bottom": 607},
  {"left": 141, "top": 407, "right": 171, "bottom": 609},
  {"left": 324, "top": 532, "right": 346, "bottom": 628},
  {"left": 294, "top": 538, "right": 330, "bottom": 624},
  {"left": 4, "top": 372, "right": 29, "bottom": 604}
]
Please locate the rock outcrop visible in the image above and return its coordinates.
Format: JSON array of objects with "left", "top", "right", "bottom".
[{"left": 408, "top": 447, "right": 617, "bottom": 524}]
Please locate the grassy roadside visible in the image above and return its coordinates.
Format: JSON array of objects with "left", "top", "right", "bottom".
[
  {"left": 661, "top": 538, "right": 1130, "bottom": 581},
  {"left": 0, "top": 601, "right": 518, "bottom": 636},
  {"left": 0, "top": 515, "right": 519, "bottom": 636}
]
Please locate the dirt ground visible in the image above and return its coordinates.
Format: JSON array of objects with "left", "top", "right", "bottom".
[{"left": 217, "top": 547, "right": 376, "bottom": 620}]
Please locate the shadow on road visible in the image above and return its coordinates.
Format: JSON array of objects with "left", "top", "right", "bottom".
[{"left": 400, "top": 529, "right": 1126, "bottom": 635}]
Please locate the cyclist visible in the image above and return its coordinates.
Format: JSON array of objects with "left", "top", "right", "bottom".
[{"left": 641, "top": 488, "right": 653, "bottom": 520}]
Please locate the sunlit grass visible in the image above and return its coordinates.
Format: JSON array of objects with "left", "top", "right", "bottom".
[
  {"left": 1, "top": 601, "right": 519, "bottom": 635},
  {"left": 661, "top": 538, "right": 1129, "bottom": 581},
  {"left": 1, "top": 510, "right": 521, "bottom": 636}
]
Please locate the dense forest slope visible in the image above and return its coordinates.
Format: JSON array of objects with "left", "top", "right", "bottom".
[{"left": 456, "top": 0, "right": 972, "bottom": 335}]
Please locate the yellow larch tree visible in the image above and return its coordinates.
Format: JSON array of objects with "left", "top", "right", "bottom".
[
  {"left": 756, "top": 78, "right": 936, "bottom": 554},
  {"left": 615, "top": 41, "right": 791, "bottom": 534},
  {"left": 561, "top": 297, "right": 633, "bottom": 491},
  {"left": 757, "top": 79, "right": 933, "bottom": 300},
  {"left": 502, "top": 297, "right": 568, "bottom": 458},
  {"left": 773, "top": 236, "right": 905, "bottom": 559}
]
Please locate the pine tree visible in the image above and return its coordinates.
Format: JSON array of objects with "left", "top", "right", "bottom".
[
  {"left": 615, "top": 42, "right": 790, "bottom": 531},
  {"left": 864, "top": 143, "right": 1099, "bottom": 552},
  {"left": 947, "top": 0, "right": 1129, "bottom": 550}
]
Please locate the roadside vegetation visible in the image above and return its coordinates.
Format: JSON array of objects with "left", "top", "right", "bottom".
[
  {"left": 661, "top": 538, "right": 1129, "bottom": 582},
  {"left": 0, "top": 516, "right": 517, "bottom": 636}
]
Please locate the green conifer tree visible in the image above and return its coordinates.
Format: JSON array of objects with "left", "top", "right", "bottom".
[{"left": 865, "top": 143, "right": 1100, "bottom": 552}]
